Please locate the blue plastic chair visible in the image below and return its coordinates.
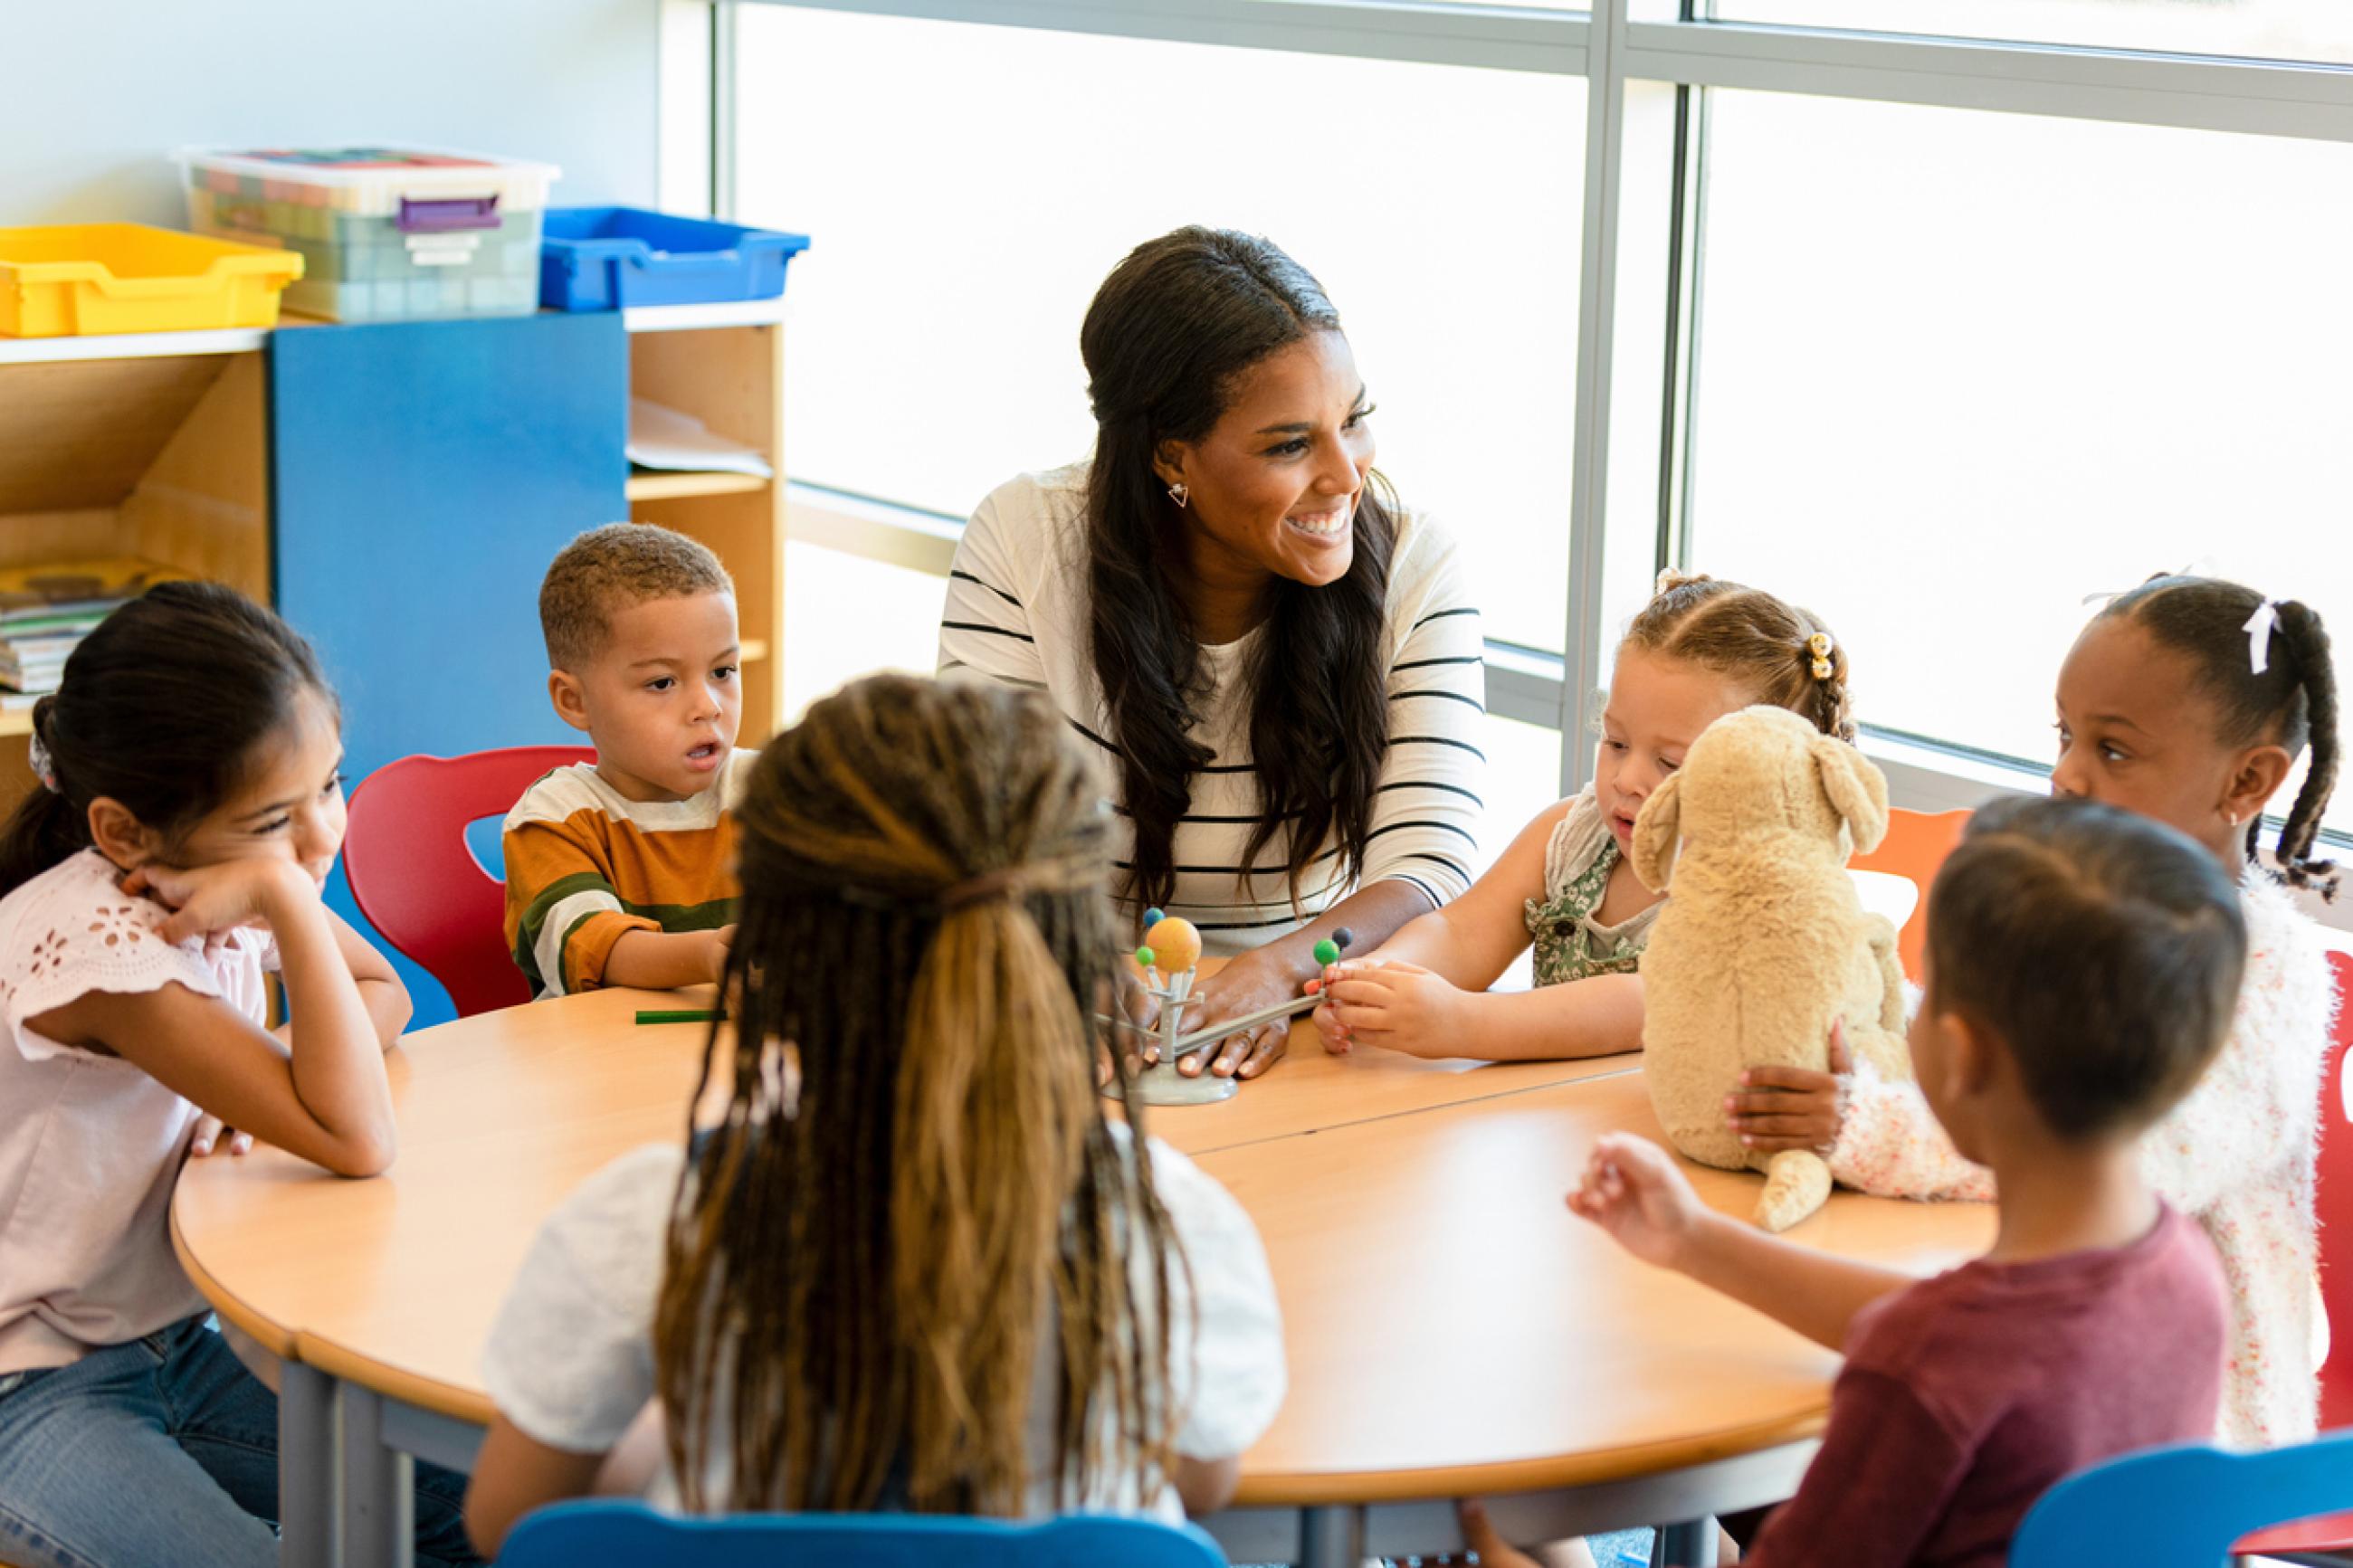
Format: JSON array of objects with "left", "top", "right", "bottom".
[
  {"left": 2010, "top": 1430, "right": 2353, "bottom": 1567},
  {"left": 496, "top": 1501, "right": 1230, "bottom": 1567}
]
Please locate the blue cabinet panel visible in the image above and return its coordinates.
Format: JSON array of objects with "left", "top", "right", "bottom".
[{"left": 272, "top": 312, "right": 627, "bottom": 1025}]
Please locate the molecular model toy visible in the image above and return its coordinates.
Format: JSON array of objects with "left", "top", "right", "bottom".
[{"left": 1104, "top": 909, "right": 1352, "bottom": 1107}]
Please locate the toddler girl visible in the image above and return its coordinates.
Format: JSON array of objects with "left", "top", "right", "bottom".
[{"left": 1317, "top": 571, "right": 1857, "bottom": 1062}]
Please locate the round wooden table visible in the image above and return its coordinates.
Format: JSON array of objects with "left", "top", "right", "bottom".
[{"left": 173, "top": 977, "right": 1991, "bottom": 1568}]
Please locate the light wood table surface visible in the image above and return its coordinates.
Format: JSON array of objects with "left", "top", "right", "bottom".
[
  {"left": 170, "top": 974, "right": 1990, "bottom": 1568},
  {"left": 1205, "top": 1070, "right": 1994, "bottom": 1505}
]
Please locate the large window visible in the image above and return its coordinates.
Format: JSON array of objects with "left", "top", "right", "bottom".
[
  {"left": 736, "top": 5, "right": 1586, "bottom": 652},
  {"left": 1686, "top": 90, "right": 2353, "bottom": 830},
  {"left": 1705, "top": 0, "right": 2353, "bottom": 64},
  {"left": 721, "top": 0, "right": 2353, "bottom": 872}
]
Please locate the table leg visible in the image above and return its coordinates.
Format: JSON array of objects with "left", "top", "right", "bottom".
[
  {"left": 338, "top": 1383, "right": 415, "bottom": 1568},
  {"left": 279, "top": 1362, "right": 338, "bottom": 1568},
  {"left": 1299, "top": 1505, "right": 1364, "bottom": 1568},
  {"left": 1653, "top": 1517, "right": 1715, "bottom": 1568}
]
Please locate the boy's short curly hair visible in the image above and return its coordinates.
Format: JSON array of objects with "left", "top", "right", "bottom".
[{"left": 539, "top": 523, "right": 734, "bottom": 671}]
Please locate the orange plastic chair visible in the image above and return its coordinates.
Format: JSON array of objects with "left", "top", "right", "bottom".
[
  {"left": 343, "top": 745, "right": 594, "bottom": 1018},
  {"left": 2231, "top": 946, "right": 2353, "bottom": 1564},
  {"left": 1849, "top": 807, "right": 1972, "bottom": 982}
]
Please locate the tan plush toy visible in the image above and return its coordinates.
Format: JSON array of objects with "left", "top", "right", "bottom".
[{"left": 1630, "top": 705, "right": 1912, "bottom": 1232}]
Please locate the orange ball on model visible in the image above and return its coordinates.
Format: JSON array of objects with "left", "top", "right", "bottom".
[{"left": 1142, "top": 915, "right": 1202, "bottom": 974}]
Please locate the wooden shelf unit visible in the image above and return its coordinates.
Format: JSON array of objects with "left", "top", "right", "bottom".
[
  {"left": 626, "top": 321, "right": 787, "bottom": 746},
  {"left": 624, "top": 470, "right": 769, "bottom": 502},
  {"left": 0, "top": 305, "right": 790, "bottom": 820},
  {"left": 0, "top": 347, "right": 273, "bottom": 784}
]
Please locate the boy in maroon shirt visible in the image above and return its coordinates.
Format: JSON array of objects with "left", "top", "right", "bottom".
[{"left": 1472, "top": 795, "right": 2240, "bottom": 1568}]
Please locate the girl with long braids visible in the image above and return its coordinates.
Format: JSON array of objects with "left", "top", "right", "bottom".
[
  {"left": 464, "top": 674, "right": 1285, "bottom": 1554},
  {"left": 1728, "top": 575, "right": 2342, "bottom": 1448},
  {"left": 938, "top": 226, "right": 1485, "bottom": 1082}
]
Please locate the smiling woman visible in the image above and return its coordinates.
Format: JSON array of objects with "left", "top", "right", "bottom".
[{"left": 938, "top": 228, "right": 1487, "bottom": 1081}]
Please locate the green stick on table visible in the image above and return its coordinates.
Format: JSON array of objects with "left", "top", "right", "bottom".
[{"left": 635, "top": 1008, "right": 719, "bottom": 1025}]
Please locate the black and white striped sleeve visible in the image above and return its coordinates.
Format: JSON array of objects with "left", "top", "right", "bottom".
[
  {"left": 938, "top": 487, "right": 1048, "bottom": 692},
  {"left": 1365, "top": 524, "right": 1486, "bottom": 910}
]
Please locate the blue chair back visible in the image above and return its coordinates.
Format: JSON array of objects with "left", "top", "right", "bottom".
[
  {"left": 2010, "top": 1430, "right": 2353, "bottom": 1567},
  {"left": 496, "top": 1501, "right": 1230, "bottom": 1567}
]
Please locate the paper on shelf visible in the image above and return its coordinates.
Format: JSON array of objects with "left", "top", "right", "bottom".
[{"left": 626, "top": 397, "right": 773, "bottom": 478}]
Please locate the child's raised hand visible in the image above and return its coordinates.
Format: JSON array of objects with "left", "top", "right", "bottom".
[
  {"left": 1314, "top": 958, "right": 1463, "bottom": 1059},
  {"left": 123, "top": 860, "right": 315, "bottom": 947},
  {"left": 1567, "top": 1133, "right": 1707, "bottom": 1269},
  {"left": 1724, "top": 1018, "right": 1853, "bottom": 1155}
]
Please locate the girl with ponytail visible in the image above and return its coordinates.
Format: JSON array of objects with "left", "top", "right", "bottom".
[
  {"left": 1314, "top": 571, "right": 1860, "bottom": 1063},
  {"left": 0, "top": 581, "right": 479, "bottom": 1568},
  {"left": 465, "top": 674, "right": 1285, "bottom": 1554},
  {"left": 1735, "top": 574, "right": 2343, "bottom": 1449}
]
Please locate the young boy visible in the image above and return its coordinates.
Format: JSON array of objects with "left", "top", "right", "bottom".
[
  {"left": 1472, "top": 795, "right": 2243, "bottom": 1568},
  {"left": 503, "top": 523, "right": 753, "bottom": 998}
]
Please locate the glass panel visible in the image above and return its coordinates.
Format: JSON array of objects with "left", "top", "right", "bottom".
[
  {"left": 1706, "top": 0, "right": 2353, "bottom": 66},
  {"left": 738, "top": 5, "right": 1586, "bottom": 650},
  {"left": 781, "top": 540, "right": 948, "bottom": 724},
  {"left": 1686, "top": 90, "right": 2353, "bottom": 830}
]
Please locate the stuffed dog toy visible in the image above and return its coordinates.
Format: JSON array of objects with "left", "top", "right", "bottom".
[{"left": 1631, "top": 705, "right": 1911, "bottom": 1231}]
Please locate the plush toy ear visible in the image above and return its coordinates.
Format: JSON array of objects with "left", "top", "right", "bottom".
[
  {"left": 1630, "top": 772, "right": 1684, "bottom": 891},
  {"left": 1811, "top": 735, "right": 1890, "bottom": 857}
]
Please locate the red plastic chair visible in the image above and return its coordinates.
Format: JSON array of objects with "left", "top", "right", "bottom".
[
  {"left": 344, "top": 745, "right": 595, "bottom": 1018},
  {"left": 2234, "top": 946, "right": 2353, "bottom": 1565},
  {"left": 1849, "top": 807, "right": 1973, "bottom": 983}
]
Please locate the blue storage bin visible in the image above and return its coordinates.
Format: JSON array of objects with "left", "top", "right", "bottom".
[{"left": 539, "top": 207, "right": 810, "bottom": 311}]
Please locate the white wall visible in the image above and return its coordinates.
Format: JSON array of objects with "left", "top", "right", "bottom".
[{"left": 4, "top": 0, "right": 665, "bottom": 227}]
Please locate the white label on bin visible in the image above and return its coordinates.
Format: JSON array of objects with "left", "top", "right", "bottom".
[{"left": 405, "top": 233, "right": 482, "bottom": 267}]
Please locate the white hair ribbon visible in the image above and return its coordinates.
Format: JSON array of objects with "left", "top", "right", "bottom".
[{"left": 2245, "top": 599, "right": 2282, "bottom": 676}]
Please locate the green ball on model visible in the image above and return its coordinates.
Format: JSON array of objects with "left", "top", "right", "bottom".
[
  {"left": 1313, "top": 938, "right": 1340, "bottom": 966},
  {"left": 1136, "top": 946, "right": 1156, "bottom": 968}
]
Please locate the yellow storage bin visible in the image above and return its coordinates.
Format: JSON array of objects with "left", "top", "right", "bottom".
[{"left": 0, "top": 223, "right": 303, "bottom": 337}]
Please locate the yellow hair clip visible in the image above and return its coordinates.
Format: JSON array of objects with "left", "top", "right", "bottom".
[{"left": 1806, "top": 632, "right": 1834, "bottom": 681}]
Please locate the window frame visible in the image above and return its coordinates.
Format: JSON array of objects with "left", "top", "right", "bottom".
[{"left": 698, "top": 0, "right": 2353, "bottom": 886}]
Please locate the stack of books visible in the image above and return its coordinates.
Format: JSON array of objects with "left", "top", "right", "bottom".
[{"left": 0, "top": 596, "right": 135, "bottom": 708}]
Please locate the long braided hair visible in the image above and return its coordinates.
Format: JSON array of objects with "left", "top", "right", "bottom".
[
  {"left": 654, "top": 674, "right": 1182, "bottom": 1514},
  {"left": 2102, "top": 575, "right": 2339, "bottom": 898}
]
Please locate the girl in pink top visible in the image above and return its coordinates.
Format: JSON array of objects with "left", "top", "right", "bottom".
[{"left": 0, "top": 583, "right": 476, "bottom": 1568}]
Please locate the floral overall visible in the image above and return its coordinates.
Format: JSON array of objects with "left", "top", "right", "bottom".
[{"left": 1523, "top": 836, "right": 1652, "bottom": 986}]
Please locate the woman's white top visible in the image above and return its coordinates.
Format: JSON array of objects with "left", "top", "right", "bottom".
[{"left": 938, "top": 462, "right": 1487, "bottom": 953}]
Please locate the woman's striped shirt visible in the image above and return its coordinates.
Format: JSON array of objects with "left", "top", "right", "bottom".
[{"left": 938, "top": 463, "right": 1487, "bottom": 955}]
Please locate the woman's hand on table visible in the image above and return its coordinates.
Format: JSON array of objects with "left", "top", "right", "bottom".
[
  {"left": 1567, "top": 1132, "right": 1708, "bottom": 1271},
  {"left": 1723, "top": 1019, "right": 1853, "bottom": 1155},
  {"left": 1168, "top": 952, "right": 1297, "bottom": 1080},
  {"left": 1311, "top": 958, "right": 1464, "bottom": 1059}
]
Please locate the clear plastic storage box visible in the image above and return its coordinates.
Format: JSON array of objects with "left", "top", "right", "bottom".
[{"left": 179, "top": 146, "right": 559, "bottom": 322}]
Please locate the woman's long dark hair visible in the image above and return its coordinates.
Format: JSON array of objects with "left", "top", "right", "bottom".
[{"left": 1081, "top": 227, "right": 1396, "bottom": 914}]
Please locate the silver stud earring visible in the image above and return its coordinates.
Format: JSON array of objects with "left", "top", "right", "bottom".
[{"left": 1167, "top": 481, "right": 1189, "bottom": 509}]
